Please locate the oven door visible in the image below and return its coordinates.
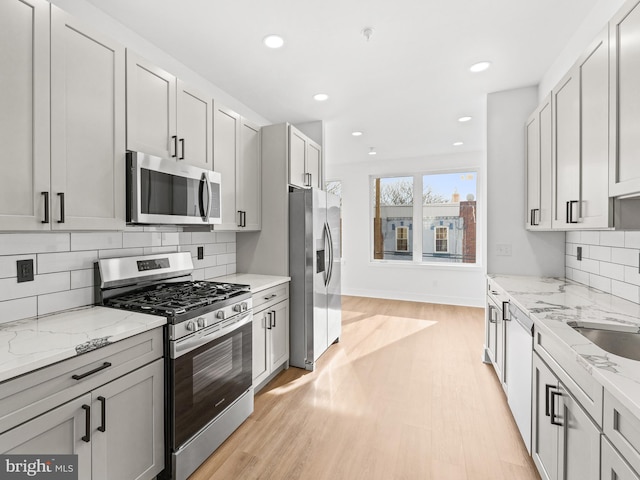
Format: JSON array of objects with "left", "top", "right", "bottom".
[
  {"left": 170, "top": 313, "right": 252, "bottom": 449},
  {"left": 127, "top": 151, "right": 221, "bottom": 225}
]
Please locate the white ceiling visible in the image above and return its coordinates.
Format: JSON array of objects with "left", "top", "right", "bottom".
[{"left": 83, "top": 0, "right": 598, "bottom": 165}]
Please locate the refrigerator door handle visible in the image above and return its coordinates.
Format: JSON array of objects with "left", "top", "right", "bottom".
[{"left": 325, "top": 221, "right": 334, "bottom": 287}]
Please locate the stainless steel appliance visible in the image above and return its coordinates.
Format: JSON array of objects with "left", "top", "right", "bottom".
[
  {"left": 288, "top": 188, "right": 341, "bottom": 371},
  {"left": 97, "top": 252, "right": 252, "bottom": 480},
  {"left": 126, "top": 151, "right": 222, "bottom": 225}
]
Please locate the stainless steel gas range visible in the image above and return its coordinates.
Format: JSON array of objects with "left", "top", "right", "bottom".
[{"left": 97, "top": 252, "right": 253, "bottom": 480}]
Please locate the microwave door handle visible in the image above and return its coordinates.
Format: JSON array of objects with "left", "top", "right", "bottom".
[
  {"left": 205, "top": 172, "right": 213, "bottom": 220},
  {"left": 199, "top": 172, "right": 211, "bottom": 221}
]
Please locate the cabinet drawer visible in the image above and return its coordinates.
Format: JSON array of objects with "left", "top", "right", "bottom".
[
  {"left": 0, "top": 328, "right": 163, "bottom": 434},
  {"left": 604, "top": 389, "right": 640, "bottom": 475},
  {"left": 487, "top": 280, "right": 510, "bottom": 319},
  {"left": 602, "top": 435, "right": 640, "bottom": 480},
  {"left": 534, "top": 326, "right": 603, "bottom": 426},
  {"left": 253, "top": 283, "right": 289, "bottom": 312}
]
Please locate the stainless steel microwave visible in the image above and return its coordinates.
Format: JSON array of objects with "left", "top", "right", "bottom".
[{"left": 126, "top": 151, "right": 222, "bottom": 225}]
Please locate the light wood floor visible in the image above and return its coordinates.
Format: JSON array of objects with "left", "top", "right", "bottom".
[{"left": 189, "top": 296, "right": 540, "bottom": 480}]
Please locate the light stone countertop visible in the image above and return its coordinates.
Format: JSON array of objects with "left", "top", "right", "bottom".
[
  {"left": 0, "top": 306, "right": 166, "bottom": 383},
  {"left": 212, "top": 273, "right": 290, "bottom": 293},
  {"left": 489, "top": 274, "right": 640, "bottom": 420}
]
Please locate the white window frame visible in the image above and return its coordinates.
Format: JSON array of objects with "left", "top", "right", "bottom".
[
  {"left": 434, "top": 226, "right": 449, "bottom": 253},
  {"left": 396, "top": 226, "right": 409, "bottom": 251}
]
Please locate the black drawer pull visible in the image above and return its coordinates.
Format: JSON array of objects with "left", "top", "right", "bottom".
[
  {"left": 98, "top": 396, "right": 106, "bottom": 432},
  {"left": 550, "top": 390, "right": 563, "bottom": 426},
  {"left": 41, "top": 192, "right": 49, "bottom": 224},
  {"left": 264, "top": 293, "right": 277, "bottom": 300},
  {"left": 57, "top": 192, "right": 65, "bottom": 223},
  {"left": 72, "top": 362, "right": 112, "bottom": 381},
  {"left": 82, "top": 404, "right": 91, "bottom": 442}
]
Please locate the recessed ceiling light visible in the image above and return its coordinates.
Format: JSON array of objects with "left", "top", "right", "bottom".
[
  {"left": 313, "top": 93, "right": 329, "bottom": 102},
  {"left": 470, "top": 61, "right": 491, "bottom": 73},
  {"left": 368, "top": 147, "right": 377, "bottom": 155},
  {"left": 458, "top": 116, "right": 472, "bottom": 122},
  {"left": 453, "top": 141, "right": 464, "bottom": 146},
  {"left": 263, "top": 34, "right": 284, "bottom": 49},
  {"left": 352, "top": 131, "right": 363, "bottom": 137}
]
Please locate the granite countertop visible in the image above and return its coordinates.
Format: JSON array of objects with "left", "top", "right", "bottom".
[
  {"left": 212, "top": 273, "right": 290, "bottom": 293},
  {"left": 0, "top": 306, "right": 166, "bottom": 383},
  {"left": 489, "top": 274, "right": 640, "bottom": 419}
]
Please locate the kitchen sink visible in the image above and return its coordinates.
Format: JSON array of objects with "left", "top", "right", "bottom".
[{"left": 570, "top": 323, "right": 640, "bottom": 361}]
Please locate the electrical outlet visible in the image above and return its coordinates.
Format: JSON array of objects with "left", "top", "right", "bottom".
[
  {"left": 577, "top": 246, "right": 582, "bottom": 261},
  {"left": 197, "top": 246, "right": 204, "bottom": 260},
  {"left": 17, "top": 259, "right": 34, "bottom": 283},
  {"left": 496, "top": 244, "right": 512, "bottom": 256}
]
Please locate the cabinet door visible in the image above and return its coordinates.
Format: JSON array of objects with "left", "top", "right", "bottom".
[
  {"left": 485, "top": 303, "right": 497, "bottom": 363},
  {"left": 494, "top": 308, "right": 505, "bottom": 386},
  {"left": 578, "top": 28, "right": 611, "bottom": 229},
  {"left": 610, "top": 0, "right": 640, "bottom": 197},
  {"left": 252, "top": 309, "right": 269, "bottom": 387},
  {"left": 0, "top": 0, "right": 50, "bottom": 230},
  {"left": 91, "top": 359, "right": 164, "bottom": 480},
  {"left": 539, "top": 99, "right": 553, "bottom": 229},
  {"left": 526, "top": 110, "right": 541, "bottom": 229},
  {"left": 177, "top": 80, "right": 213, "bottom": 169},
  {"left": 213, "top": 104, "right": 240, "bottom": 231},
  {"left": 306, "top": 140, "right": 322, "bottom": 189},
  {"left": 50, "top": 7, "right": 125, "bottom": 230},
  {"left": 126, "top": 51, "right": 177, "bottom": 159},
  {"left": 553, "top": 69, "right": 580, "bottom": 229},
  {"left": 289, "top": 126, "right": 307, "bottom": 188},
  {"left": 0, "top": 393, "right": 92, "bottom": 479},
  {"left": 602, "top": 437, "right": 640, "bottom": 480},
  {"left": 532, "top": 353, "right": 559, "bottom": 480},
  {"left": 269, "top": 301, "right": 289, "bottom": 371},
  {"left": 559, "top": 383, "right": 600, "bottom": 480},
  {"left": 239, "top": 118, "right": 262, "bottom": 230}
]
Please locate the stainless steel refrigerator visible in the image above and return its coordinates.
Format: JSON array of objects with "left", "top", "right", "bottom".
[{"left": 289, "top": 188, "right": 341, "bottom": 371}]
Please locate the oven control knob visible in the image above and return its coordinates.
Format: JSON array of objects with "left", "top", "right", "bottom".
[
  {"left": 233, "top": 304, "right": 242, "bottom": 313},
  {"left": 241, "top": 302, "right": 248, "bottom": 311},
  {"left": 197, "top": 317, "right": 207, "bottom": 328},
  {"left": 186, "top": 320, "right": 198, "bottom": 332},
  {"left": 216, "top": 311, "right": 225, "bottom": 320}
]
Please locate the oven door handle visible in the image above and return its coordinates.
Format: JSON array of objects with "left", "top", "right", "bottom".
[{"left": 171, "top": 311, "right": 252, "bottom": 359}]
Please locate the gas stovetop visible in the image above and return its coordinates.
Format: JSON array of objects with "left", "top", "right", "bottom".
[{"left": 104, "top": 280, "right": 250, "bottom": 321}]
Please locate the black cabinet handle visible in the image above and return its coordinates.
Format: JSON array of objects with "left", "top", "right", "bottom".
[
  {"left": 266, "top": 312, "right": 272, "bottom": 330},
  {"left": 566, "top": 200, "right": 579, "bottom": 224},
  {"left": 41, "top": 192, "right": 49, "bottom": 224},
  {"left": 545, "top": 384, "right": 553, "bottom": 416},
  {"left": 98, "top": 396, "right": 106, "bottom": 432},
  {"left": 304, "top": 172, "right": 313, "bottom": 187},
  {"left": 550, "top": 390, "right": 563, "bottom": 426},
  {"left": 57, "top": 192, "right": 65, "bottom": 223},
  {"left": 530, "top": 209, "right": 534, "bottom": 226},
  {"left": 179, "top": 138, "right": 185, "bottom": 160},
  {"left": 72, "top": 362, "right": 112, "bottom": 381},
  {"left": 531, "top": 208, "right": 540, "bottom": 226},
  {"left": 172, "top": 135, "right": 178, "bottom": 158},
  {"left": 82, "top": 404, "right": 91, "bottom": 442},
  {"left": 488, "top": 305, "right": 496, "bottom": 324},
  {"left": 242, "top": 211, "right": 247, "bottom": 227},
  {"left": 502, "top": 301, "right": 510, "bottom": 321},
  {"left": 271, "top": 310, "right": 276, "bottom": 328}
]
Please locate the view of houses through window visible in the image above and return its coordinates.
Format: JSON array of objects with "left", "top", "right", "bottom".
[{"left": 372, "top": 172, "right": 477, "bottom": 264}]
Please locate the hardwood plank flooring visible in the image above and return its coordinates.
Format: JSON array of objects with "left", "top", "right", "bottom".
[{"left": 189, "top": 296, "right": 540, "bottom": 480}]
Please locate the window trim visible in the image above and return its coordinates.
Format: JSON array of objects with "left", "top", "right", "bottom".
[
  {"left": 434, "top": 225, "right": 449, "bottom": 253},
  {"left": 396, "top": 226, "right": 409, "bottom": 251}
]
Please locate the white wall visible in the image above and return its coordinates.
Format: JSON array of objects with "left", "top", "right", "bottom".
[
  {"left": 486, "top": 86, "right": 566, "bottom": 277},
  {"left": 539, "top": 0, "right": 626, "bottom": 100},
  {"left": 50, "top": 0, "right": 271, "bottom": 126},
  {"left": 327, "top": 152, "right": 485, "bottom": 308}
]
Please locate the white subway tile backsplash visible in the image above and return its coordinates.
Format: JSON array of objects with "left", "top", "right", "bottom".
[
  {"left": 588, "top": 245, "right": 611, "bottom": 262},
  {"left": 204, "top": 265, "right": 227, "bottom": 279},
  {"left": 581, "top": 231, "right": 600, "bottom": 245},
  {"left": 226, "top": 242, "right": 236, "bottom": 253},
  {"left": 99, "top": 247, "right": 145, "bottom": 259},
  {"left": 226, "top": 264, "right": 237, "bottom": 275},
  {"left": 71, "top": 232, "right": 122, "bottom": 251},
  {"left": 589, "top": 274, "right": 612, "bottom": 294},
  {"left": 38, "top": 251, "right": 98, "bottom": 274},
  {"left": 0, "top": 272, "right": 70, "bottom": 302},
  {"left": 217, "top": 253, "right": 236, "bottom": 266},
  {"left": 179, "top": 232, "right": 192, "bottom": 245},
  {"left": 0, "top": 234, "right": 70, "bottom": 255},
  {"left": 122, "top": 232, "right": 162, "bottom": 248},
  {"left": 611, "top": 247, "right": 640, "bottom": 267},
  {"left": 600, "top": 262, "right": 625, "bottom": 281},
  {"left": 142, "top": 246, "right": 178, "bottom": 255},
  {"left": 624, "top": 266, "right": 640, "bottom": 287},
  {"left": 192, "top": 269, "right": 205, "bottom": 281},
  {"left": 566, "top": 231, "right": 581, "bottom": 243},
  {"left": 191, "top": 231, "right": 216, "bottom": 244},
  {"left": 71, "top": 269, "right": 95, "bottom": 289},
  {"left": 599, "top": 231, "right": 625, "bottom": 247},
  {"left": 566, "top": 254, "right": 580, "bottom": 270},
  {"left": 0, "top": 255, "right": 36, "bottom": 279},
  {"left": 204, "top": 243, "right": 226, "bottom": 256},
  {"left": 611, "top": 280, "right": 640, "bottom": 304},
  {"left": 161, "top": 232, "right": 180, "bottom": 246},
  {"left": 625, "top": 231, "right": 640, "bottom": 249},
  {"left": 192, "top": 256, "right": 217, "bottom": 270},
  {"left": 38, "top": 287, "right": 94, "bottom": 316},
  {"left": 216, "top": 232, "right": 236, "bottom": 243},
  {"left": 0, "top": 297, "right": 37, "bottom": 324},
  {"left": 572, "top": 269, "right": 590, "bottom": 285}
]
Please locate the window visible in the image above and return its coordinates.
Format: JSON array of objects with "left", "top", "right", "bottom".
[
  {"left": 396, "top": 226, "right": 408, "bottom": 251},
  {"left": 372, "top": 171, "right": 477, "bottom": 264},
  {"left": 434, "top": 226, "right": 449, "bottom": 253},
  {"left": 325, "top": 180, "right": 342, "bottom": 256}
]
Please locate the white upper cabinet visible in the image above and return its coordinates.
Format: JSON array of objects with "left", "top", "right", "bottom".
[
  {"left": 126, "top": 51, "right": 212, "bottom": 169},
  {"left": 50, "top": 6, "right": 125, "bottom": 230},
  {"left": 0, "top": 0, "right": 50, "bottom": 230},
  {"left": 552, "top": 27, "right": 611, "bottom": 230},
  {"left": 288, "top": 125, "right": 322, "bottom": 189},
  {"left": 609, "top": 0, "right": 640, "bottom": 197},
  {"left": 213, "top": 103, "right": 262, "bottom": 231},
  {"left": 526, "top": 96, "right": 553, "bottom": 229},
  {"left": 0, "top": 0, "right": 125, "bottom": 231}
]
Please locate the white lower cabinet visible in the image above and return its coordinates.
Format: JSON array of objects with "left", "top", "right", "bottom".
[
  {"left": 0, "top": 330, "right": 164, "bottom": 480},
  {"left": 532, "top": 352, "right": 600, "bottom": 480},
  {"left": 252, "top": 283, "right": 289, "bottom": 391},
  {"left": 602, "top": 436, "right": 640, "bottom": 480}
]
